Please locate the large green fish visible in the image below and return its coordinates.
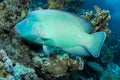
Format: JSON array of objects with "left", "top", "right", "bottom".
[{"left": 15, "top": 10, "right": 106, "bottom": 58}]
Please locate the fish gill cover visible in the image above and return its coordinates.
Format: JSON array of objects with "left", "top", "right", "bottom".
[{"left": 0, "top": 0, "right": 120, "bottom": 80}]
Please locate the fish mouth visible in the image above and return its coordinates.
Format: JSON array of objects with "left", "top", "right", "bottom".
[
  {"left": 14, "top": 25, "right": 22, "bottom": 36},
  {"left": 14, "top": 25, "right": 19, "bottom": 33}
]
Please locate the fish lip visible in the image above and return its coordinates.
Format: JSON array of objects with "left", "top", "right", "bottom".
[
  {"left": 14, "top": 25, "right": 21, "bottom": 36},
  {"left": 14, "top": 25, "right": 19, "bottom": 33}
]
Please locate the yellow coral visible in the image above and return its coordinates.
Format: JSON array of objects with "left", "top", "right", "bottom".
[{"left": 83, "top": 6, "right": 111, "bottom": 35}]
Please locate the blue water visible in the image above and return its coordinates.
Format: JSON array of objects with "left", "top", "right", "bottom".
[{"left": 83, "top": 0, "right": 120, "bottom": 32}]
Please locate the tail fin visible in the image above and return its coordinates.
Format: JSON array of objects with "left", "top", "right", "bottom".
[{"left": 87, "top": 32, "right": 106, "bottom": 58}]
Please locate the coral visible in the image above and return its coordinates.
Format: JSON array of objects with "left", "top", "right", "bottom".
[
  {"left": 32, "top": 53, "right": 84, "bottom": 78},
  {"left": 0, "top": 49, "right": 40, "bottom": 80},
  {"left": 29, "top": 0, "right": 46, "bottom": 10},
  {"left": 0, "top": 49, "right": 13, "bottom": 72},
  {"left": 0, "top": 62, "right": 11, "bottom": 79},
  {"left": 21, "top": 72, "right": 39, "bottom": 80},
  {"left": 12, "top": 63, "right": 39, "bottom": 80},
  {"left": 0, "top": 0, "right": 32, "bottom": 67},
  {"left": 82, "top": 6, "right": 111, "bottom": 34},
  {"left": 68, "top": 56, "right": 84, "bottom": 71},
  {"left": 0, "top": 49, "right": 14, "bottom": 79},
  {"left": 47, "top": 0, "right": 83, "bottom": 12},
  {"left": 29, "top": 0, "right": 83, "bottom": 12},
  {"left": 0, "top": 76, "right": 15, "bottom": 80},
  {"left": 0, "top": 0, "right": 29, "bottom": 33},
  {"left": 47, "top": 0, "right": 70, "bottom": 9}
]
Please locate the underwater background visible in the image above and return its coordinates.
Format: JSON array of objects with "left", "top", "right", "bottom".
[
  {"left": 0, "top": 0, "right": 120, "bottom": 80},
  {"left": 83, "top": 0, "right": 120, "bottom": 32}
]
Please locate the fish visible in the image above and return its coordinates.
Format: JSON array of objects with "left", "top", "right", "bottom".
[{"left": 15, "top": 10, "right": 106, "bottom": 58}]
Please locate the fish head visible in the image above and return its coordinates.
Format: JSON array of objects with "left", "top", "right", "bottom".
[{"left": 14, "top": 18, "right": 38, "bottom": 42}]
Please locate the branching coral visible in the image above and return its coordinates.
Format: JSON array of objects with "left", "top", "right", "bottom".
[{"left": 82, "top": 6, "right": 111, "bottom": 34}]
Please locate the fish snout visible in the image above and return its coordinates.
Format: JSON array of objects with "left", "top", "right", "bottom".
[
  {"left": 14, "top": 19, "right": 38, "bottom": 41},
  {"left": 14, "top": 24, "right": 20, "bottom": 34},
  {"left": 14, "top": 22, "right": 24, "bottom": 36}
]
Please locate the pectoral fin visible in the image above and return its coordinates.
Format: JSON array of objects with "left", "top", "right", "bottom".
[
  {"left": 63, "top": 46, "right": 90, "bottom": 56},
  {"left": 43, "top": 45, "right": 54, "bottom": 56},
  {"left": 38, "top": 30, "right": 50, "bottom": 40}
]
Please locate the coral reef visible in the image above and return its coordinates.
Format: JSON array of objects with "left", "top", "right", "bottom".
[
  {"left": 13, "top": 63, "right": 39, "bottom": 80},
  {"left": 32, "top": 53, "right": 84, "bottom": 79},
  {"left": 0, "top": 49, "right": 39, "bottom": 80},
  {"left": 0, "top": 49, "right": 14, "bottom": 79},
  {"left": 82, "top": 6, "right": 111, "bottom": 34},
  {"left": 0, "top": 0, "right": 29, "bottom": 33},
  {"left": 0, "top": 49, "right": 13, "bottom": 73},
  {"left": 29, "top": 0, "right": 83, "bottom": 12},
  {"left": 47, "top": 0, "right": 67, "bottom": 9},
  {"left": 0, "top": 61, "right": 12, "bottom": 79},
  {"left": 29, "top": 0, "right": 46, "bottom": 10},
  {"left": 47, "top": 0, "right": 83, "bottom": 11},
  {"left": 0, "top": 0, "right": 31, "bottom": 66},
  {"left": 0, "top": 0, "right": 115, "bottom": 80}
]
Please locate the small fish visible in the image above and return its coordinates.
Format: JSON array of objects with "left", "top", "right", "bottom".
[{"left": 15, "top": 10, "right": 106, "bottom": 58}]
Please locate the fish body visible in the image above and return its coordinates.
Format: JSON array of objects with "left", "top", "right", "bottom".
[{"left": 15, "top": 10, "right": 106, "bottom": 58}]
